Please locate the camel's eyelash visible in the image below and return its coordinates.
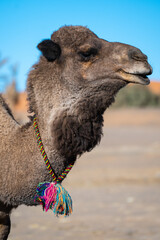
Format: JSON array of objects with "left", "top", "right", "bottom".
[{"left": 78, "top": 48, "right": 98, "bottom": 61}]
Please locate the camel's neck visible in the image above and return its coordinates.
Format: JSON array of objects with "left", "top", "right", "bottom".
[
  {"left": 34, "top": 85, "right": 116, "bottom": 163},
  {"left": 33, "top": 80, "right": 126, "bottom": 164},
  {"left": 36, "top": 95, "right": 107, "bottom": 161}
]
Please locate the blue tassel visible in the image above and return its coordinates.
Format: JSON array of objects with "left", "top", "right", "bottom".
[{"left": 53, "top": 183, "right": 73, "bottom": 216}]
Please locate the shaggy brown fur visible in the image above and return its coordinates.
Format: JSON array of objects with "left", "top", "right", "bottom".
[
  {"left": 0, "top": 95, "right": 15, "bottom": 121},
  {"left": 0, "top": 25, "right": 152, "bottom": 239}
]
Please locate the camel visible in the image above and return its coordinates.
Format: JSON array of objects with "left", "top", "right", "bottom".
[{"left": 0, "top": 26, "right": 152, "bottom": 240}]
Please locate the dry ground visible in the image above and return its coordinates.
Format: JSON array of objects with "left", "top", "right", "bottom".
[{"left": 8, "top": 108, "right": 160, "bottom": 240}]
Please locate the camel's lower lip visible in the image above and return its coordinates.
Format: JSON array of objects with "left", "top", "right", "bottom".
[
  {"left": 135, "top": 74, "right": 150, "bottom": 85},
  {"left": 119, "top": 70, "right": 150, "bottom": 85}
]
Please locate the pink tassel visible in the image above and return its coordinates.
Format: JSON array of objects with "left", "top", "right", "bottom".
[
  {"left": 43, "top": 182, "right": 57, "bottom": 211},
  {"left": 34, "top": 182, "right": 57, "bottom": 211}
]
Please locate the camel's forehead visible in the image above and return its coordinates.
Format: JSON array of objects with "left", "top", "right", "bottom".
[{"left": 51, "top": 26, "right": 98, "bottom": 48}]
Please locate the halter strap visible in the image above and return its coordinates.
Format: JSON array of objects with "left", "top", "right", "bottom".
[{"left": 33, "top": 117, "right": 73, "bottom": 183}]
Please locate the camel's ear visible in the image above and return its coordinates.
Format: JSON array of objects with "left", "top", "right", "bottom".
[{"left": 37, "top": 39, "right": 61, "bottom": 62}]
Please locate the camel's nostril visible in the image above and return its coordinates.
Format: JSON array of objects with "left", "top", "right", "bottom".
[{"left": 128, "top": 49, "right": 148, "bottom": 61}]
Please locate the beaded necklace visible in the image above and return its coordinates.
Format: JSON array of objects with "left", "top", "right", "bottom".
[{"left": 33, "top": 117, "right": 73, "bottom": 216}]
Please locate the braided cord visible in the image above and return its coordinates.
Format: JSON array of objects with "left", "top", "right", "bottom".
[
  {"left": 33, "top": 117, "right": 73, "bottom": 183},
  {"left": 57, "top": 163, "right": 73, "bottom": 182}
]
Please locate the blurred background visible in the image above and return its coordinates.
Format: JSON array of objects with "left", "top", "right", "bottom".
[{"left": 0, "top": 0, "right": 160, "bottom": 240}]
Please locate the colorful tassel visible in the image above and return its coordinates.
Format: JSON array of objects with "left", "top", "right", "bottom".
[{"left": 34, "top": 182, "right": 72, "bottom": 216}]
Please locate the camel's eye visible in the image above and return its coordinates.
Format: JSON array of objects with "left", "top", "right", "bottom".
[{"left": 78, "top": 48, "right": 98, "bottom": 61}]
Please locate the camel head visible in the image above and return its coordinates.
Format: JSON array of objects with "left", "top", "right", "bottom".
[{"left": 27, "top": 25, "right": 152, "bottom": 122}]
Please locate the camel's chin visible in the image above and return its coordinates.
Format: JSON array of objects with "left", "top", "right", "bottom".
[{"left": 118, "top": 70, "right": 150, "bottom": 85}]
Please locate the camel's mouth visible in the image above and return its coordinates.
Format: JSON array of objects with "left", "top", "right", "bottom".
[{"left": 119, "top": 70, "right": 150, "bottom": 85}]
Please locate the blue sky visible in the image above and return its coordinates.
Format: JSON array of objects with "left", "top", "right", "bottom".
[{"left": 0, "top": 0, "right": 160, "bottom": 91}]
